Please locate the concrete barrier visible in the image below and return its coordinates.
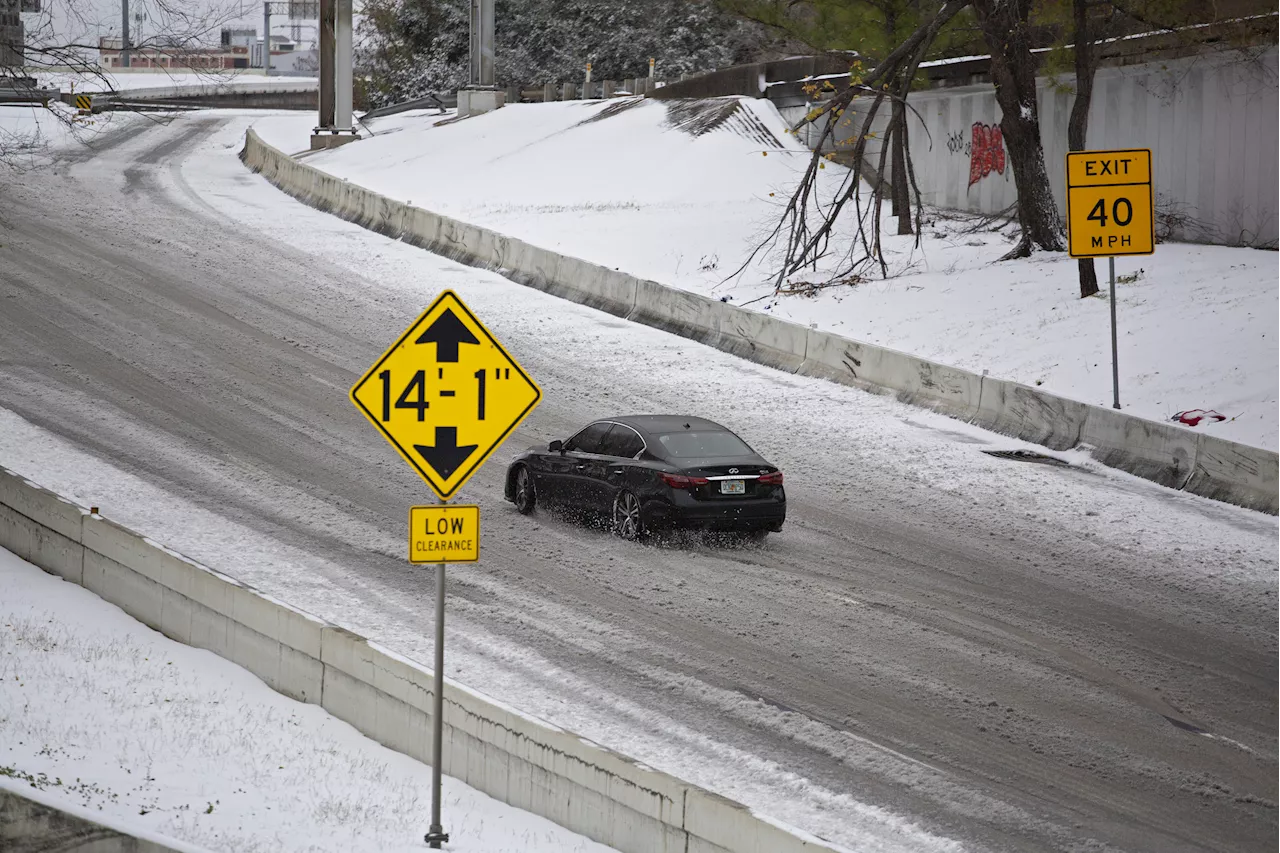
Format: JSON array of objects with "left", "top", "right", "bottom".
[
  {"left": 976, "top": 378, "right": 1089, "bottom": 453},
  {"left": 0, "top": 465, "right": 849, "bottom": 853},
  {"left": 802, "top": 329, "right": 983, "bottom": 422},
  {"left": 1079, "top": 405, "right": 1199, "bottom": 489},
  {"left": 1184, "top": 432, "right": 1278, "bottom": 510},
  {"left": 1, "top": 780, "right": 208, "bottom": 853},
  {"left": 238, "top": 129, "right": 1278, "bottom": 514}
]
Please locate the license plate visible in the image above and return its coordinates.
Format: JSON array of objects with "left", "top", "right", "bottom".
[{"left": 720, "top": 479, "right": 745, "bottom": 495}]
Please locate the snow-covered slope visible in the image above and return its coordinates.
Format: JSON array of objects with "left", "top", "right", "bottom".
[
  {"left": 0, "top": 546, "right": 616, "bottom": 853},
  {"left": 252, "top": 100, "right": 1277, "bottom": 450}
]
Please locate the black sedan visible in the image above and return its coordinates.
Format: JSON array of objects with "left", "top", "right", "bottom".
[{"left": 504, "top": 415, "right": 785, "bottom": 540}]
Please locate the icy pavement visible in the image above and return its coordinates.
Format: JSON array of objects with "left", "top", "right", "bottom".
[
  {"left": 0, "top": 111, "right": 1273, "bottom": 853},
  {"left": 0, "top": 102, "right": 148, "bottom": 170},
  {"left": 0, "top": 546, "right": 616, "bottom": 853},
  {"left": 249, "top": 100, "right": 1277, "bottom": 450}
]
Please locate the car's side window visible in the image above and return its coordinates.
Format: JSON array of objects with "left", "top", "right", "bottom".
[
  {"left": 599, "top": 425, "right": 644, "bottom": 458},
  {"left": 565, "top": 422, "right": 611, "bottom": 454}
]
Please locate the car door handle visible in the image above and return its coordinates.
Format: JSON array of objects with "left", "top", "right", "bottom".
[
  {"left": 609, "top": 469, "right": 623, "bottom": 476},
  {"left": 576, "top": 465, "right": 588, "bottom": 471}
]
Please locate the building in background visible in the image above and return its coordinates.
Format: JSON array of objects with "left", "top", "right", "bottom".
[
  {"left": 1, "top": 0, "right": 40, "bottom": 68},
  {"left": 96, "top": 28, "right": 315, "bottom": 73}
]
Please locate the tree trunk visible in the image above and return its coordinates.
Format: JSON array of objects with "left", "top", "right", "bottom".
[
  {"left": 972, "top": 0, "right": 1064, "bottom": 256},
  {"left": 1070, "top": 0, "right": 1099, "bottom": 296},
  {"left": 891, "top": 95, "right": 913, "bottom": 233},
  {"left": 883, "top": 7, "right": 911, "bottom": 233}
]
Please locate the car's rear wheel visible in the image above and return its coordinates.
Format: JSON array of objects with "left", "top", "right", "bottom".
[
  {"left": 612, "top": 490, "right": 644, "bottom": 541},
  {"left": 513, "top": 465, "right": 536, "bottom": 515}
]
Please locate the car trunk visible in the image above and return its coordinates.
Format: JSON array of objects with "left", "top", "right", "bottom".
[{"left": 677, "top": 457, "right": 777, "bottom": 501}]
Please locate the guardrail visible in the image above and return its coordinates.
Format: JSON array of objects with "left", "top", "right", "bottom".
[
  {"left": 239, "top": 128, "right": 1278, "bottom": 514},
  {"left": 0, "top": 86, "right": 58, "bottom": 105},
  {"left": 39, "top": 80, "right": 321, "bottom": 114},
  {"left": 0, "top": 465, "right": 851, "bottom": 853},
  {"left": 361, "top": 92, "right": 455, "bottom": 120}
]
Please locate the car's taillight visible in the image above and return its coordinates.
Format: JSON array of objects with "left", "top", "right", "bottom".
[
  {"left": 758, "top": 471, "right": 783, "bottom": 485},
  {"left": 661, "top": 472, "right": 709, "bottom": 489}
]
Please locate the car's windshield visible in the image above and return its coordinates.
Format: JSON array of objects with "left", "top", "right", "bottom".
[{"left": 654, "top": 430, "right": 752, "bottom": 458}]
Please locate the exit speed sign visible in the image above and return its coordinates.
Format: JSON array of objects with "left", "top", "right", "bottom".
[{"left": 1066, "top": 149, "right": 1154, "bottom": 258}]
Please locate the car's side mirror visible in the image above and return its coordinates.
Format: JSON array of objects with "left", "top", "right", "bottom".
[{"left": 548, "top": 440, "right": 563, "bottom": 453}]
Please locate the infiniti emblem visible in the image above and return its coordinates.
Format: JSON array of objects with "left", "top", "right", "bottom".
[{"left": 728, "top": 468, "right": 739, "bottom": 474}]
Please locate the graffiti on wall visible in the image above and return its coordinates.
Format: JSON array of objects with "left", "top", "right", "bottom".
[{"left": 967, "top": 122, "right": 1006, "bottom": 187}]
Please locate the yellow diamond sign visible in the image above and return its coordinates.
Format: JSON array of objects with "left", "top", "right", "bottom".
[{"left": 350, "top": 290, "right": 541, "bottom": 500}]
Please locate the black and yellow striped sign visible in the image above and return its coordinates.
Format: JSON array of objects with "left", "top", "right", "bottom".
[{"left": 74, "top": 94, "right": 92, "bottom": 111}]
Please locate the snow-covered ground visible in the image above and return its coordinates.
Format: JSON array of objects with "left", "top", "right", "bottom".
[
  {"left": 0, "top": 101, "right": 144, "bottom": 168},
  {"left": 0, "top": 546, "right": 616, "bottom": 853},
  {"left": 250, "top": 99, "right": 1277, "bottom": 451}
]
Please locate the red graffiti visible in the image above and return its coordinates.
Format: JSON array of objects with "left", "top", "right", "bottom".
[{"left": 968, "top": 122, "right": 1006, "bottom": 187}]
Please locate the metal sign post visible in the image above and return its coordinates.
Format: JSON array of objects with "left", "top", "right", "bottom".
[
  {"left": 350, "top": 291, "right": 540, "bottom": 848},
  {"left": 427, "top": 499, "right": 448, "bottom": 849},
  {"left": 407, "top": 502, "right": 478, "bottom": 848},
  {"left": 1108, "top": 257, "right": 1119, "bottom": 408},
  {"left": 1066, "top": 148, "right": 1155, "bottom": 411}
]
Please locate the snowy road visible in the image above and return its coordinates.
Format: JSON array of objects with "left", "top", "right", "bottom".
[{"left": 0, "top": 112, "right": 1275, "bottom": 853}]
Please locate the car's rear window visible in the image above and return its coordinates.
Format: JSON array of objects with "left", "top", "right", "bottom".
[{"left": 654, "top": 430, "right": 752, "bottom": 458}]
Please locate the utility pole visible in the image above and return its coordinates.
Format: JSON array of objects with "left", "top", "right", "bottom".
[
  {"left": 311, "top": 0, "right": 355, "bottom": 149},
  {"left": 334, "top": 0, "right": 352, "bottom": 131},
  {"left": 120, "top": 0, "right": 130, "bottom": 68},
  {"left": 458, "top": 0, "right": 502, "bottom": 117},
  {"left": 468, "top": 0, "right": 494, "bottom": 87},
  {"left": 262, "top": 2, "right": 270, "bottom": 76},
  {"left": 318, "top": 0, "right": 333, "bottom": 132}
]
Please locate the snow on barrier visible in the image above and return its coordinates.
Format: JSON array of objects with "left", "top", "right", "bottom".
[
  {"left": 239, "top": 129, "right": 1278, "bottom": 515},
  {"left": 0, "top": 466, "right": 849, "bottom": 853}
]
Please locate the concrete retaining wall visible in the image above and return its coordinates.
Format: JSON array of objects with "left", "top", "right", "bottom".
[
  {"left": 851, "top": 48, "right": 1280, "bottom": 247},
  {"left": 239, "top": 129, "right": 1278, "bottom": 514},
  {"left": 0, "top": 465, "right": 847, "bottom": 853},
  {"left": 1, "top": 780, "right": 208, "bottom": 853}
]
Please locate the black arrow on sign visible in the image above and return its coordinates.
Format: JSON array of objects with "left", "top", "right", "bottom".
[
  {"left": 415, "top": 427, "right": 478, "bottom": 480},
  {"left": 415, "top": 308, "right": 479, "bottom": 362}
]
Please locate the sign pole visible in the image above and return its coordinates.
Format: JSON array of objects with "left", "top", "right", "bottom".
[
  {"left": 427, "top": 499, "right": 448, "bottom": 848},
  {"left": 1109, "top": 256, "right": 1120, "bottom": 409},
  {"left": 349, "top": 289, "right": 540, "bottom": 849},
  {"left": 1064, "top": 149, "right": 1152, "bottom": 412}
]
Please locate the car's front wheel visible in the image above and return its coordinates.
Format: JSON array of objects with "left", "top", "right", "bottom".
[
  {"left": 513, "top": 465, "right": 536, "bottom": 515},
  {"left": 612, "top": 490, "right": 644, "bottom": 541}
]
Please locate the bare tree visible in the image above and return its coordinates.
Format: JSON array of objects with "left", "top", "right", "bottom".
[
  {"left": 2, "top": 1, "right": 250, "bottom": 165},
  {"left": 970, "top": 0, "right": 1065, "bottom": 257},
  {"left": 744, "top": 0, "right": 1087, "bottom": 296},
  {"left": 740, "top": 0, "right": 1018, "bottom": 292},
  {"left": 4, "top": 1, "right": 249, "bottom": 91},
  {"left": 1066, "top": 0, "right": 1104, "bottom": 295},
  {"left": 1043, "top": 0, "right": 1276, "bottom": 295}
]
